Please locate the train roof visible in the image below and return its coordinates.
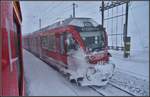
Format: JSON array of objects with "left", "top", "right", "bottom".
[{"left": 33, "top": 17, "right": 100, "bottom": 33}]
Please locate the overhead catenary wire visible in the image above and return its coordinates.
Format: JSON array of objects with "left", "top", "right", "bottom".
[
  {"left": 111, "top": 6, "right": 114, "bottom": 47},
  {"left": 115, "top": 5, "right": 118, "bottom": 48},
  {"left": 41, "top": 5, "right": 73, "bottom": 27},
  {"left": 121, "top": 4, "right": 124, "bottom": 47},
  {"left": 107, "top": 8, "right": 109, "bottom": 32},
  {"left": 42, "top": 3, "right": 67, "bottom": 20},
  {"left": 46, "top": 7, "right": 72, "bottom": 23},
  {"left": 40, "top": 2, "right": 57, "bottom": 17},
  {"left": 45, "top": 5, "right": 72, "bottom": 18}
]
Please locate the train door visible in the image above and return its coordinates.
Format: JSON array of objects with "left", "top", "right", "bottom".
[
  {"left": 13, "top": 13, "right": 23, "bottom": 95},
  {"left": 59, "top": 32, "right": 68, "bottom": 64},
  {"left": 27, "top": 37, "right": 31, "bottom": 51},
  {"left": 36, "top": 37, "right": 40, "bottom": 56},
  {"left": 39, "top": 36, "right": 42, "bottom": 58},
  {"left": 60, "top": 33, "right": 66, "bottom": 55},
  {"left": 66, "top": 33, "right": 79, "bottom": 54}
]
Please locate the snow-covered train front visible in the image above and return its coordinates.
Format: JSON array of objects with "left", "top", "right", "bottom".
[{"left": 23, "top": 17, "right": 115, "bottom": 86}]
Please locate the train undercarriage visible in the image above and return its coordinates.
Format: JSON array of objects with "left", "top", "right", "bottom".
[{"left": 45, "top": 48, "right": 115, "bottom": 86}]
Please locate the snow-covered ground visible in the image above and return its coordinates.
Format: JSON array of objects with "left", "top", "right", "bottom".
[
  {"left": 109, "top": 49, "right": 149, "bottom": 81},
  {"left": 23, "top": 49, "right": 149, "bottom": 96},
  {"left": 108, "top": 49, "right": 149, "bottom": 96}
]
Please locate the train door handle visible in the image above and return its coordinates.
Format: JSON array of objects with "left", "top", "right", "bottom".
[{"left": 10, "top": 57, "right": 18, "bottom": 72}]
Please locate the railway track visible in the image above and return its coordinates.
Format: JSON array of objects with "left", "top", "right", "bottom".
[
  {"left": 89, "top": 86, "right": 105, "bottom": 96},
  {"left": 108, "top": 82, "right": 136, "bottom": 96},
  {"left": 89, "top": 82, "right": 136, "bottom": 96}
]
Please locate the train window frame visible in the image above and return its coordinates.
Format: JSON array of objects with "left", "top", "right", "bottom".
[
  {"left": 13, "top": 19, "right": 20, "bottom": 58},
  {"left": 13, "top": 14, "right": 20, "bottom": 75},
  {"left": 13, "top": 11, "right": 23, "bottom": 95}
]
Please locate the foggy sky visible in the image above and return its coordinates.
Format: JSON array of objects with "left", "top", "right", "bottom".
[{"left": 20, "top": 1, "right": 149, "bottom": 51}]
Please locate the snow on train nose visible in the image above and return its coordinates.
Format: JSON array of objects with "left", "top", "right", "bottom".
[{"left": 79, "top": 62, "right": 115, "bottom": 86}]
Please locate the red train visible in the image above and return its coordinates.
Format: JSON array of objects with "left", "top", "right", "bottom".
[
  {"left": 0, "top": 1, "right": 25, "bottom": 96},
  {"left": 23, "top": 17, "right": 115, "bottom": 86}
]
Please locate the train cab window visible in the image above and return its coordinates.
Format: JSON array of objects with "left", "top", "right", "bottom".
[{"left": 66, "top": 33, "right": 79, "bottom": 54}]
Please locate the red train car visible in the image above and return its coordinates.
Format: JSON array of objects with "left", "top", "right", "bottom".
[
  {"left": 23, "top": 17, "right": 115, "bottom": 86},
  {"left": 0, "top": 1, "right": 25, "bottom": 96}
]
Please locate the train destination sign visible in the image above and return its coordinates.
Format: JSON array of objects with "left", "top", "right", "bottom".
[{"left": 77, "top": 26, "right": 102, "bottom": 32}]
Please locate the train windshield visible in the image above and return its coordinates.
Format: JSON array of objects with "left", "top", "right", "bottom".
[{"left": 80, "top": 31, "right": 105, "bottom": 52}]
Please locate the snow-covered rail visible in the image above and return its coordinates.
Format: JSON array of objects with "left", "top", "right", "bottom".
[
  {"left": 89, "top": 86, "right": 105, "bottom": 96},
  {"left": 110, "top": 70, "right": 149, "bottom": 96},
  {"left": 88, "top": 69, "right": 149, "bottom": 96},
  {"left": 108, "top": 83, "right": 135, "bottom": 96},
  {"left": 89, "top": 83, "right": 134, "bottom": 96}
]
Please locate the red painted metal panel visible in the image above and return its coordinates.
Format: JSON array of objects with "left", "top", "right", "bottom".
[
  {"left": 1, "top": 1, "right": 25, "bottom": 96},
  {"left": 44, "top": 48, "right": 67, "bottom": 65},
  {"left": 1, "top": 1, "right": 19, "bottom": 96}
]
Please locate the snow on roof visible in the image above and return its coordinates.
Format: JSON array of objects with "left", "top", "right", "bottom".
[
  {"left": 62, "top": 17, "right": 99, "bottom": 27},
  {"left": 32, "top": 17, "right": 100, "bottom": 34}
]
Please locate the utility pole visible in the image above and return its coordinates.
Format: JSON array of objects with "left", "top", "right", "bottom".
[
  {"left": 100, "top": 1, "right": 130, "bottom": 57},
  {"left": 39, "top": 18, "right": 41, "bottom": 29},
  {"left": 101, "top": 0, "right": 104, "bottom": 27},
  {"left": 73, "top": 3, "right": 76, "bottom": 18},
  {"left": 124, "top": 1, "right": 130, "bottom": 58}
]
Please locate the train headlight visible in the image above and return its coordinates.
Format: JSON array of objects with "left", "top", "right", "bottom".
[{"left": 86, "top": 67, "right": 96, "bottom": 81}]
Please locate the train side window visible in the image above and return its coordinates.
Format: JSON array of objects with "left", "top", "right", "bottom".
[
  {"left": 41, "top": 36, "right": 48, "bottom": 49},
  {"left": 48, "top": 34, "right": 56, "bottom": 51}
]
